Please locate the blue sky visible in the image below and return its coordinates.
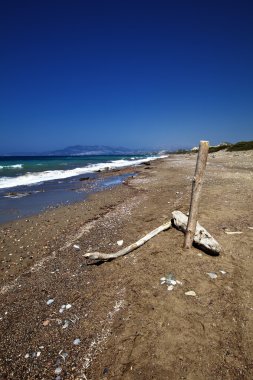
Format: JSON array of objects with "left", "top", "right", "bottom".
[{"left": 0, "top": 0, "right": 252, "bottom": 153}]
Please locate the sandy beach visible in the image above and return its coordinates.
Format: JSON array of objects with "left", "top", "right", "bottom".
[{"left": 0, "top": 151, "right": 253, "bottom": 379}]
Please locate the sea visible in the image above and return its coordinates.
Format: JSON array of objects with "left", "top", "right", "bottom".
[{"left": 0, "top": 154, "right": 164, "bottom": 223}]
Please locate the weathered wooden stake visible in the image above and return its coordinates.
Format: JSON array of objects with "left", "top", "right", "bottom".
[{"left": 184, "top": 140, "right": 209, "bottom": 249}]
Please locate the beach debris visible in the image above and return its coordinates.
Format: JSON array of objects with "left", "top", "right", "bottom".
[
  {"left": 207, "top": 272, "right": 218, "bottom": 279},
  {"left": 84, "top": 220, "right": 172, "bottom": 261},
  {"left": 73, "top": 244, "right": 80, "bottom": 250},
  {"left": 117, "top": 240, "right": 124, "bottom": 246},
  {"left": 73, "top": 338, "right": 81, "bottom": 345},
  {"left": 185, "top": 291, "right": 196, "bottom": 297},
  {"left": 165, "top": 273, "right": 176, "bottom": 285},
  {"left": 197, "top": 253, "right": 203, "bottom": 257},
  {"left": 59, "top": 352, "right": 68, "bottom": 361},
  {"left": 161, "top": 273, "right": 180, "bottom": 291},
  {"left": 172, "top": 210, "right": 221, "bottom": 255},
  {"left": 46, "top": 299, "right": 54, "bottom": 306},
  {"left": 224, "top": 231, "right": 243, "bottom": 235},
  {"left": 55, "top": 367, "right": 62, "bottom": 375}
]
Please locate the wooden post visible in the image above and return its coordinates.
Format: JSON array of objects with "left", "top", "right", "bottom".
[{"left": 184, "top": 140, "right": 209, "bottom": 249}]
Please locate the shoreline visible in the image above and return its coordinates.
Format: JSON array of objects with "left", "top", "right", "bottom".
[
  {"left": 0, "top": 151, "right": 253, "bottom": 379},
  {"left": 0, "top": 156, "right": 164, "bottom": 224}
]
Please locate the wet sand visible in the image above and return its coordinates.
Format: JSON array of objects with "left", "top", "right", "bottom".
[{"left": 0, "top": 152, "right": 253, "bottom": 379}]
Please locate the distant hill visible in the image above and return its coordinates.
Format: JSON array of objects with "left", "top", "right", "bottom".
[{"left": 46, "top": 145, "right": 148, "bottom": 156}]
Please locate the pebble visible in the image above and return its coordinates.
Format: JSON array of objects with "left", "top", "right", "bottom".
[
  {"left": 55, "top": 367, "right": 62, "bottom": 375},
  {"left": 73, "top": 338, "right": 81, "bottom": 345},
  {"left": 42, "top": 320, "right": 50, "bottom": 326},
  {"left": 220, "top": 270, "right": 226, "bottom": 275},
  {"left": 167, "top": 285, "right": 174, "bottom": 291},
  {"left": 62, "top": 320, "right": 69, "bottom": 329},
  {"left": 46, "top": 299, "right": 54, "bottom": 306},
  {"left": 207, "top": 272, "right": 218, "bottom": 279},
  {"left": 117, "top": 240, "right": 124, "bottom": 246},
  {"left": 59, "top": 305, "right": 66, "bottom": 313},
  {"left": 185, "top": 291, "right": 196, "bottom": 297},
  {"left": 25, "top": 353, "right": 29, "bottom": 359},
  {"left": 197, "top": 253, "right": 203, "bottom": 257},
  {"left": 73, "top": 244, "right": 80, "bottom": 250},
  {"left": 65, "top": 304, "right": 71, "bottom": 310}
]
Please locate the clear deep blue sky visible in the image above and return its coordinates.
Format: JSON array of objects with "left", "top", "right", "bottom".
[{"left": 1, "top": 0, "right": 252, "bottom": 153}]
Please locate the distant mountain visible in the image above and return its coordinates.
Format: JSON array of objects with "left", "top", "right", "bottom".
[
  {"left": 46, "top": 145, "right": 148, "bottom": 156},
  {"left": 0, "top": 145, "right": 155, "bottom": 157}
]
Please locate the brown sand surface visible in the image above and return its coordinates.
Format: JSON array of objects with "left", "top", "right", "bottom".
[{"left": 0, "top": 151, "right": 253, "bottom": 379}]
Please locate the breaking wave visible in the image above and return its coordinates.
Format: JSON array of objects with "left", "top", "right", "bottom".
[
  {"left": 0, "top": 164, "right": 23, "bottom": 169},
  {"left": 0, "top": 156, "right": 167, "bottom": 189}
]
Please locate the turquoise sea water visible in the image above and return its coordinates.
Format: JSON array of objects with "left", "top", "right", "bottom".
[{"left": 0, "top": 155, "right": 155, "bottom": 189}]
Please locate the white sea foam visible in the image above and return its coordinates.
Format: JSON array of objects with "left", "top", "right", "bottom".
[
  {"left": 0, "top": 156, "right": 167, "bottom": 189},
  {"left": 0, "top": 164, "right": 23, "bottom": 169}
]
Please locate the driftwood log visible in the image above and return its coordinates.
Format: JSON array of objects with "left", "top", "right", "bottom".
[
  {"left": 84, "top": 221, "right": 172, "bottom": 261},
  {"left": 184, "top": 140, "right": 209, "bottom": 249},
  {"left": 173, "top": 210, "right": 221, "bottom": 255}
]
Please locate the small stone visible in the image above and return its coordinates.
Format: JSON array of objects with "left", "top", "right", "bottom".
[
  {"left": 42, "top": 320, "right": 50, "bottom": 326},
  {"left": 117, "top": 240, "right": 124, "bottom": 246},
  {"left": 160, "top": 277, "right": 166, "bottom": 282},
  {"left": 59, "top": 305, "right": 66, "bottom": 313},
  {"left": 170, "top": 280, "right": 177, "bottom": 286},
  {"left": 55, "top": 367, "right": 62, "bottom": 375},
  {"left": 176, "top": 280, "right": 183, "bottom": 285},
  {"left": 185, "top": 291, "right": 196, "bottom": 297},
  {"left": 25, "top": 353, "right": 29, "bottom": 359},
  {"left": 167, "top": 285, "right": 174, "bottom": 291},
  {"left": 207, "top": 272, "right": 218, "bottom": 279},
  {"left": 46, "top": 299, "right": 54, "bottom": 306},
  {"left": 220, "top": 270, "right": 226, "bottom": 275},
  {"left": 65, "top": 304, "right": 71, "bottom": 310},
  {"left": 62, "top": 320, "right": 69, "bottom": 329},
  {"left": 103, "top": 367, "right": 109, "bottom": 375},
  {"left": 36, "top": 351, "right": 41, "bottom": 357},
  {"left": 73, "top": 338, "right": 81, "bottom": 345},
  {"left": 73, "top": 244, "right": 80, "bottom": 250}
]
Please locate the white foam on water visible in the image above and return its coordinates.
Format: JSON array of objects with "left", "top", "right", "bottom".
[
  {"left": 0, "top": 156, "right": 167, "bottom": 189},
  {"left": 0, "top": 164, "right": 23, "bottom": 169}
]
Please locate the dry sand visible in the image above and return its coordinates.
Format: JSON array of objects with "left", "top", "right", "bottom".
[{"left": 0, "top": 151, "right": 253, "bottom": 379}]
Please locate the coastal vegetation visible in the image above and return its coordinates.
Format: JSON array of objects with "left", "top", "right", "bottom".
[{"left": 170, "top": 140, "right": 253, "bottom": 154}]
